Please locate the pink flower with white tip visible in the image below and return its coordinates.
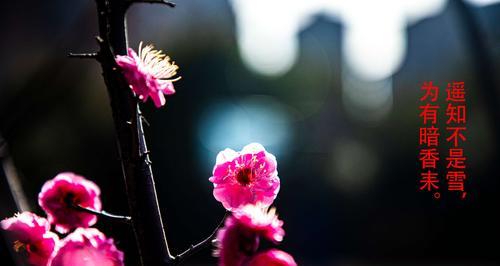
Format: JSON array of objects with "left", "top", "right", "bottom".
[
  {"left": 214, "top": 204, "right": 285, "bottom": 266},
  {"left": 209, "top": 143, "right": 280, "bottom": 210},
  {"left": 1, "top": 212, "right": 59, "bottom": 266},
  {"left": 115, "top": 42, "right": 181, "bottom": 108},
  {"left": 50, "top": 228, "right": 124, "bottom": 266},
  {"left": 38, "top": 172, "right": 101, "bottom": 234},
  {"left": 248, "top": 249, "right": 297, "bottom": 266}
]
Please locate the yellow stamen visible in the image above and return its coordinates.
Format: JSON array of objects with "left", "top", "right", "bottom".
[
  {"left": 137, "top": 41, "right": 181, "bottom": 81},
  {"left": 13, "top": 240, "right": 25, "bottom": 253}
]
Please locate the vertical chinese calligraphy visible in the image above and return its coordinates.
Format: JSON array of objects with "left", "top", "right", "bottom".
[
  {"left": 445, "top": 82, "right": 467, "bottom": 199},
  {"left": 419, "top": 82, "right": 440, "bottom": 198},
  {"left": 418, "top": 81, "right": 468, "bottom": 200}
]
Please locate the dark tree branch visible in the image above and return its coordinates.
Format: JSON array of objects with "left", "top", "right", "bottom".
[
  {"left": 92, "top": 0, "right": 173, "bottom": 264},
  {"left": 174, "top": 211, "right": 229, "bottom": 264},
  {"left": 73, "top": 204, "right": 132, "bottom": 223}
]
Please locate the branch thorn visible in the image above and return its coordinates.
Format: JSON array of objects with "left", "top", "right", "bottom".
[
  {"left": 73, "top": 204, "right": 132, "bottom": 223},
  {"left": 132, "top": 0, "right": 176, "bottom": 8},
  {"left": 68, "top": 52, "right": 99, "bottom": 59}
]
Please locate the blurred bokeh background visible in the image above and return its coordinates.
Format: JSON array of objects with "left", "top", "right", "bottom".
[{"left": 1, "top": 0, "right": 500, "bottom": 265}]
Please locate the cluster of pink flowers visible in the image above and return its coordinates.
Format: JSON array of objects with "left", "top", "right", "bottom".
[
  {"left": 2, "top": 143, "right": 297, "bottom": 265},
  {"left": 1, "top": 172, "right": 124, "bottom": 266},
  {"left": 115, "top": 42, "right": 181, "bottom": 108},
  {"left": 210, "top": 143, "right": 297, "bottom": 266}
]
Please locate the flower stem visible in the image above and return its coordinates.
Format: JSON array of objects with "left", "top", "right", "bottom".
[
  {"left": 131, "top": 0, "right": 176, "bottom": 8},
  {"left": 174, "top": 211, "right": 229, "bottom": 264},
  {"left": 73, "top": 204, "right": 132, "bottom": 223}
]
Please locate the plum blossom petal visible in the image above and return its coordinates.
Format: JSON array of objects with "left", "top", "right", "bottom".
[
  {"left": 233, "top": 204, "right": 285, "bottom": 243},
  {"left": 38, "top": 172, "right": 101, "bottom": 234},
  {"left": 248, "top": 249, "right": 297, "bottom": 266},
  {"left": 115, "top": 42, "right": 180, "bottom": 108},
  {"left": 50, "top": 228, "right": 124, "bottom": 266},
  {"left": 215, "top": 148, "right": 239, "bottom": 165},
  {"left": 214, "top": 204, "right": 285, "bottom": 266},
  {"left": 209, "top": 143, "right": 280, "bottom": 210},
  {"left": 1, "top": 212, "right": 59, "bottom": 266}
]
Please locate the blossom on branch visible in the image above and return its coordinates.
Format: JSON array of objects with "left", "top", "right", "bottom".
[
  {"left": 214, "top": 204, "right": 285, "bottom": 266},
  {"left": 50, "top": 228, "right": 124, "bottom": 266},
  {"left": 38, "top": 172, "right": 102, "bottom": 234},
  {"left": 115, "top": 42, "right": 181, "bottom": 108},
  {"left": 209, "top": 143, "right": 280, "bottom": 210},
  {"left": 1, "top": 212, "right": 59, "bottom": 266},
  {"left": 248, "top": 249, "right": 297, "bottom": 266}
]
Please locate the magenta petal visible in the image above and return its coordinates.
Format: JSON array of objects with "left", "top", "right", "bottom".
[
  {"left": 50, "top": 228, "right": 124, "bottom": 266},
  {"left": 248, "top": 249, "right": 297, "bottom": 266},
  {"left": 212, "top": 160, "right": 235, "bottom": 182},
  {"left": 213, "top": 184, "right": 253, "bottom": 211},
  {"left": 240, "top": 143, "right": 266, "bottom": 155},
  {"left": 164, "top": 82, "right": 176, "bottom": 95},
  {"left": 215, "top": 148, "right": 239, "bottom": 165},
  {"left": 158, "top": 80, "right": 176, "bottom": 95},
  {"left": 151, "top": 90, "right": 166, "bottom": 108}
]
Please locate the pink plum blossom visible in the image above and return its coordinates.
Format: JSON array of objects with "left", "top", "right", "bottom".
[
  {"left": 248, "top": 249, "right": 297, "bottom": 266},
  {"left": 209, "top": 143, "right": 280, "bottom": 210},
  {"left": 50, "top": 228, "right": 124, "bottom": 266},
  {"left": 214, "top": 204, "right": 285, "bottom": 266},
  {"left": 38, "top": 172, "right": 101, "bottom": 234},
  {"left": 115, "top": 42, "right": 181, "bottom": 108},
  {"left": 1, "top": 212, "right": 59, "bottom": 266}
]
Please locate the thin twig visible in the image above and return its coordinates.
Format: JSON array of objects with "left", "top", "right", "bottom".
[
  {"left": 68, "top": 52, "right": 99, "bottom": 59},
  {"left": 0, "top": 135, "right": 31, "bottom": 212},
  {"left": 174, "top": 211, "right": 229, "bottom": 264},
  {"left": 73, "top": 204, "right": 132, "bottom": 223},
  {"left": 138, "top": 110, "right": 150, "bottom": 127},
  {"left": 131, "top": 0, "right": 176, "bottom": 8}
]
